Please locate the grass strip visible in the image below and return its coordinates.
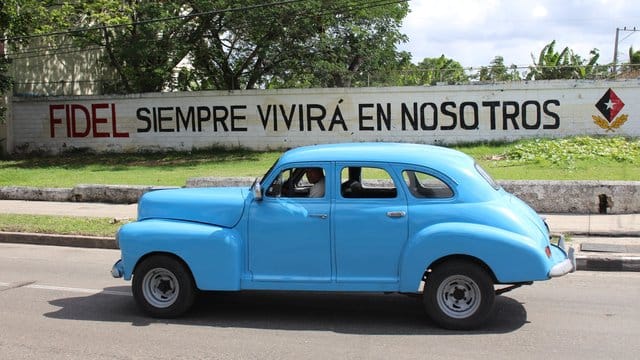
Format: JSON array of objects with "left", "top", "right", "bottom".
[
  {"left": 0, "top": 214, "right": 127, "bottom": 237},
  {"left": 0, "top": 137, "right": 638, "bottom": 187}
]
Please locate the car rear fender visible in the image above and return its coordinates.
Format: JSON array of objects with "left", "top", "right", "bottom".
[
  {"left": 118, "top": 219, "right": 243, "bottom": 291},
  {"left": 398, "top": 222, "right": 551, "bottom": 292}
]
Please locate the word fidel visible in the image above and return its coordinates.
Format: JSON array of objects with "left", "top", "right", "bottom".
[{"left": 48, "top": 99, "right": 561, "bottom": 138}]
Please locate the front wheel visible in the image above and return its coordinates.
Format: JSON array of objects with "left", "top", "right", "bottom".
[
  {"left": 132, "top": 255, "right": 196, "bottom": 318},
  {"left": 423, "top": 260, "right": 495, "bottom": 330}
]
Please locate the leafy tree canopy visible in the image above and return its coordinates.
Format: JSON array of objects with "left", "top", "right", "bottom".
[
  {"left": 525, "top": 40, "right": 608, "bottom": 80},
  {"left": 20, "top": 0, "right": 409, "bottom": 92},
  {"left": 476, "top": 56, "right": 521, "bottom": 82}
]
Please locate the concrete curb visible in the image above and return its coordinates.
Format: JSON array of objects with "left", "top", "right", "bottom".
[
  {"left": 0, "top": 185, "right": 179, "bottom": 204},
  {"left": 569, "top": 231, "right": 640, "bottom": 238},
  {"left": 1, "top": 231, "right": 638, "bottom": 272},
  {"left": 0, "top": 231, "right": 117, "bottom": 249},
  {"left": 576, "top": 255, "right": 640, "bottom": 272}
]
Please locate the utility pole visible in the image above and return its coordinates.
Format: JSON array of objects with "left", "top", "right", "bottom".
[{"left": 612, "top": 26, "right": 639, "bottom": 74}]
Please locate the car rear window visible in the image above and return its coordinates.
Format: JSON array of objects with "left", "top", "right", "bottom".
[{"left": 402, "top": 170, "right": 453, "bottom": 199}]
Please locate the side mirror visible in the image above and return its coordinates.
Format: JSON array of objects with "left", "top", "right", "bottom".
[{"left": 252, "top": 179, "right": 263, "bottom": 201}]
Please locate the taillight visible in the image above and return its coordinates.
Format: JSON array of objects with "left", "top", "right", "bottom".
[{"left": 545, "top": 246, "right": 552, "bottom": 258}]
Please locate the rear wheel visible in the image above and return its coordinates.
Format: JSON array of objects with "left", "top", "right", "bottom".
[
  {"left": 423, "top": 260, "right": 495, "bottom": 330},
  {"left": 132, "top": 255, "right": 196, "bottom": 318}
]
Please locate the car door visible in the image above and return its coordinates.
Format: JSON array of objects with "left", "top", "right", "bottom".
[
  {"left": 333, "top": 163, "right": 408, "bottom": 284},
  {"left": 247, "top": 163, "right": 332, "bottom": 283}
]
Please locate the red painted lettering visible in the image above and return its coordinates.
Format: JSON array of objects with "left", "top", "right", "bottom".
[
  {"left": 71, "top": 104, "right": 91, "bottom": 137},
  {"left": 112, "top": 104, "right": 129, "bottom": 138},
  {"left": 91, "top": 103, "right": 110, "bottom": 138},
  {"left": 47, "top": 103, "right": 129, "bottom": 138},
  {"left": 49, "top": 104, "right": 65, "bottom": 137}
]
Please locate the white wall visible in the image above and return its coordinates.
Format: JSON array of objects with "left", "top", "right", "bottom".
[{"left": 9, "top": 80, "right": 640, "bottom": 153}]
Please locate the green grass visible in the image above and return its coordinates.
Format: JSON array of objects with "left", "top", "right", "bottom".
[
  {"left": 455, "top": 136, "right": 639, "bottom": 181},
  {"left": 0, "top": 214, "right": 127, "bottom": 237},
  {"left": 0, "top": 147, "right": 281, "bottom": 187},
  {"left": 0, "top": 137, "right": 638, "bottom": 188}
]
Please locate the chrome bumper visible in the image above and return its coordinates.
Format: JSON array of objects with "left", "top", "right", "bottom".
[
  {"left": 549, "top": 235, "right": 577, "bottom": 278},
  {"left": 111, "top": 259, "right": 124, "bottom": 278}
]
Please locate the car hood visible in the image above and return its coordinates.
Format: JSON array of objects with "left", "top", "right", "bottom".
[{"left": 138, "top": 187, "right": 248, "bottom": 228}]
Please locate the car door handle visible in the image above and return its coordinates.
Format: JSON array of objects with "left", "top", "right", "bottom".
[
  {"left": 309, "top": 214, "right": 328, "bottom": 219},
  {"left": 386, "top": 211, "right": 406, "bottom": 218}
]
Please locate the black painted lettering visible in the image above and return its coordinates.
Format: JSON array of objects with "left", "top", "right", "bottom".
[
  {"left": 176, "top": 107, "right": 195, "bottom": 132},
  {"left": 136, "top": 108, "right": 152, "bottom": 133},
  {"left": 502, "top": 101, "right": 520, "bottom": 130},
  {"left": 440, "top": 102, "right": 457, "bottom": 131},
  {"left": 257, "top": 105, "right": 274, "bottom": 131},
  {"left": 157, "top": 107, "right": 174, "bottom": 132},
  {"left": 279, "top": 104, "right": 295, "bottom": 130},
  {"left": 306, "top": 104, "right": 326, "bottom": 131},
  {"left": 460, "top": 102, "right": 479, "bottom": 130},
  {"left": 197, "top": 106, "right": 210, "bottom": 132},
  {"left": 482, "top": 101, "right": 500, "bottom": 130},
  {"left": 377, "top": 103, "right": 391, "bottom": 131},
  {"left": 421, "top": 103, "right": 438, "bottom": 131},
  {"left": 401, "top": 103, "right": 418, "bottom": 130},
  {"left": 522, "top": 101, "right": 541, "bottom": 130},
  {"left": 230, "top": 105, "right": 247, "bottom": 132},
  {"left": 359, "top": 104, "right": 375, "bottom": 131},
  {"left": 213, "top": 106, "right": 229, "bottom": 132},
  {"left": 543, "top": 100, "right": 561, "bottom": 129}
]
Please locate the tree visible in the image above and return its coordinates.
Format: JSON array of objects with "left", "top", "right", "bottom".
[
  {"left": 1, "top": 0, "right": 63, "bottom": 122},
  {"left": 477, "top": 56, "right": 521, "bottom": 82},
  {"left": 526, "top": 40, "right": 607, "bottom": 80},
  {"left": 188, "top": 0, "right": 409, "bottom": 90},
  {"left": 56, "top": 0, "right": 195, "bottom": 93},
  {"left": 29, "top": 0, "right": 408, "bottom": 92},
  {"left": 620, "top": 46, "right": 640, "bottom": 78},
  {"left": 630, "top": 46, "right": 640, "bottom": 64},
  {"left": 409, "top": 55, "right": 468, "bottom": 85}
]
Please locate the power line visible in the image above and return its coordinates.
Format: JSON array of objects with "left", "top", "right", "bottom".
[
  {"left": 5, "top": 0, "right": 408, "bottom": 61},
  {"left": 1, "top": 0, "right": 407, "bottom": 43}
]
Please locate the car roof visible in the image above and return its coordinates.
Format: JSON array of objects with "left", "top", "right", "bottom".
[{"left": 279, "top": 142, "right": 475, "bottom": 170}]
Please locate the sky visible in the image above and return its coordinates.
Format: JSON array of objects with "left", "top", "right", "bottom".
[{"left": 399, "top": 0, "right": 640, "bottom": 69}]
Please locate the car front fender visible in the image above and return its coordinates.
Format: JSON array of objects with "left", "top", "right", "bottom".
[
  {"left": 399, "top": 222, "right": 551, "bottom": 292},
  {"left": 117, "top": 219, "right": 243, "bottom": 291}
]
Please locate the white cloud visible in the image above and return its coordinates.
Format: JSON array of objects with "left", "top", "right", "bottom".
[
  {"left": 531, "top": 4, "right": 548, "bottom": 18},
  {"left": 399, "top": 0, "right": 640, "bottom": 67}
]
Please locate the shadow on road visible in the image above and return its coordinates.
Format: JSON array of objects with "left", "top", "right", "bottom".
[{"left": 45, "top": 287, "right": 528, "bottom": 335}]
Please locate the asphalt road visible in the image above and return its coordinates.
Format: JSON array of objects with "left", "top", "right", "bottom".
[{"left": 1, "top": 243, "right": 639, "bottom": 360}]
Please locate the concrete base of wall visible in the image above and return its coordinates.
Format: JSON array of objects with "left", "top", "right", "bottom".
[
  {"left": 0, "top": 179, "right": 638, "bottom": 214},
  {"left": 0, "top": 185, "right": 178, "bottom": 204},
  {"left": 501, "top": 181, "right": 639, "bottom": 214}
]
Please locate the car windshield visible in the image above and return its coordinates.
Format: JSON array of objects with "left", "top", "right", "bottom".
[
  {"left": 258, "top": 157, "right": 280, "bottom": 187},
  {"left": 475, "top": 163, "right": 501, "bottom": 190}
]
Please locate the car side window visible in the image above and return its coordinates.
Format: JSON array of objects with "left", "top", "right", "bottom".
[
  {"left": 402, "top": 170, "right": 453, "bottom": 199},
  {"left": 340, "top": 166, "right": 397, "bottom": 198},
  {"left": 266, "top": 167, "right": 325, "bottom": 198}
]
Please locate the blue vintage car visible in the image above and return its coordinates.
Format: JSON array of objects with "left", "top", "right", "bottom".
[{"left": 112, "top": 142, "right": 575, "bottom": 329}]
